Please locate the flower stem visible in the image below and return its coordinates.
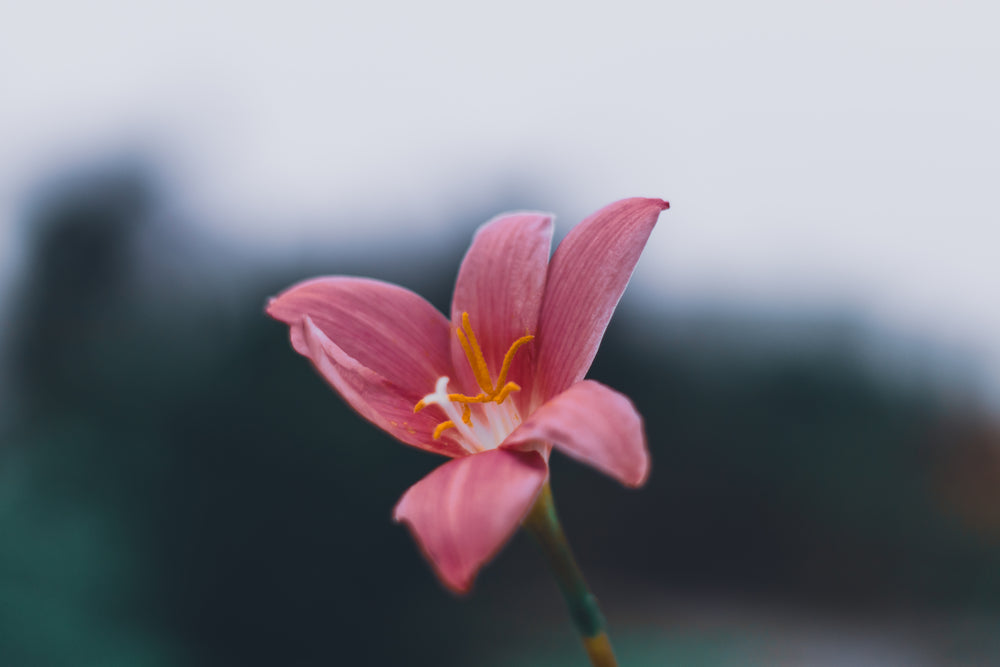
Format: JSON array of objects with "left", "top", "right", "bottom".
[{"left": 523, "top": 482, "right": 618, "bottom": 667}]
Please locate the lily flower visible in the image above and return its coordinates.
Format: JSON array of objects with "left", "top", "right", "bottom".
[{"left": 267, "top": 197, "right": 669, "bottom": 593}]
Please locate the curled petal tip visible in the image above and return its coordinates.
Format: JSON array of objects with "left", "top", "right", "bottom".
[
  {"left": 627, "top": 196, "right": 670, "bottom": 211},
  {"left": 641, "top": 197, "right": 670, "bottom": 211},
  {"left": 625, "top": 459, "right": 651, "bottom": 489}
]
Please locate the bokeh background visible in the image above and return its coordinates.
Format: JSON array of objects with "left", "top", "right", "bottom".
[{"left": 3, "top": 2, "right": 1000, "bottom": 665}]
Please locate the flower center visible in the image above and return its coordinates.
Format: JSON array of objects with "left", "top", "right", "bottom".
[{"left": 414, "top": 312, "right": 534, "bottom": 453}]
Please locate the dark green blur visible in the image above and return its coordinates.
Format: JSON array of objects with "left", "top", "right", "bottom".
[{"left": 3, "top": 163, "right": 999, "bottom": 666}]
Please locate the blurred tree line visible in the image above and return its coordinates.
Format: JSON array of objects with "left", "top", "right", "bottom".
[{"left": 2, "top": 162, "right": 999, "bottom": 666}]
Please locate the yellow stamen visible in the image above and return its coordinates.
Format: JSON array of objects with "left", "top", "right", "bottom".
[
  {"left": 447, "top": 392, "right": 488, "bottom": 404},
  {"left": 433, "top": 421, "right": 456, "bottom": 440},
  {"left": 416, "top": 313, "right": 535, "bottom": 440},
  {"left": 492, "top": 381, "right": 521, "bottom": 404},
  {"left": 457, "top": 312, "right": 494, "bottom": 393},
  {"left": 495, "top": 334, "right": 534, "bottom": 390}
]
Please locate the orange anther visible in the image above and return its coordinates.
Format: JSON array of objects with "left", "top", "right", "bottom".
[{"left": 433, "top": 420, "right": 456, "bottom": 440}]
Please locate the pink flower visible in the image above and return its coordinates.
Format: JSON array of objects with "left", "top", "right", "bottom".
[{"left": 267, "top": 197, "right": 670, "bottom": 592}]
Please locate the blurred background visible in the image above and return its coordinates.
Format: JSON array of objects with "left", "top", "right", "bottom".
[{"left": 2, "top": 1, "right": 1000, "bottom": 665}]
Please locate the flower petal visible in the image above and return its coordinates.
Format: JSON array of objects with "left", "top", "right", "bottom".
[
  {"left": 449, "top": 213, "right": 553, "bottom": 404},
  {"left": 296, "top": 317, "right": 466, "bottom": 457},
  {"left": 393, "top": 448, "right": 548, "bottom": 593},
  {"left": 534, "top": 198, "right": 669, "bottom": 401},
  {"left": 268, "top": 277, "right": 452, "bottom": 385},
  {"left": 267, "top": 277, "right": 464, "bottom": 456},
  {"left": 503, "top": 380, "right": 649, "bottom": 488}
]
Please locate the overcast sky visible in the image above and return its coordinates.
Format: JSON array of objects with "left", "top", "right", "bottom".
[{"left": 2, "top": 0, "right": 998, "bottom": 399}]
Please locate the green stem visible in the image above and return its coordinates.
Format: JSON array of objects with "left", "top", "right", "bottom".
[{"left": 523, "top": 482, "right": 619, "bottom": 667}]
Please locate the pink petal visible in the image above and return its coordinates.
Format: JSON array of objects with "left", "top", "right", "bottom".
[
  {"left": 297, "top": 317, "right": 465, "bottom": 457},
  {"left": 267, "top": 277, "right": 464, "bottom": 456},
  {"left": 503, "top": 380, "right": 649, "bottom": 488},
  {"left": 534, "top": 198, "right": 669, "bottom": 402},
  {"left": 393, "top": 448, "right": 548, "bottom": 593},
  {"left": 449, "top": 213, "right": 553, "bottom": 406},
  {"left": 268, "top": 277, "right": 452, "bottom": 385}
]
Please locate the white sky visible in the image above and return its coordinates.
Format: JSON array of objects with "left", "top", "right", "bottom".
[{"left": 2, "top": 1, "right": 999, "bottom": 398}]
